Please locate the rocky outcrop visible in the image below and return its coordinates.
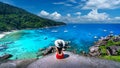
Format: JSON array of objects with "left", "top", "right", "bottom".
[
  {"left": 112, "top": 36, "right": 120, "bottom": 42},
  {"left": 37, "top": 41, "right": 71, "bottom": 57},
  {"left": 89, "top": 35, "right": 120, "bottom": 57},
  {"left": 0, "top": 54, "right": 13, "bottom": 61},
  {"left": 89, "top": 46, "right": 100, "bottom": 56},
  {"left": 41, "top": 46, "right": 55, "bottom": 55},
  {"left": 106, "top": 46, "right": 120, "bottom": 55},
  {"left": 0, "top": 45, "right": 7, "bottom": 51},
  {"left": 28, "top": 51, "right": 120, "bottom": 68},
  {"left": 0, "top": 59, "right": 36, "bottom": 68},
  {"left": 0, "top": 41, "right": 14, "bottom": 51}
]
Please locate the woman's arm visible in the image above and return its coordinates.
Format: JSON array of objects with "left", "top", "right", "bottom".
[{"left": 55, "top": 47, "right": 59, "bottom": 54}]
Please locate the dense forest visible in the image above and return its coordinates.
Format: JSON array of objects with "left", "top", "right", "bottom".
[{"left": 0, "top": 2, "right": 65, "bottom": 31}]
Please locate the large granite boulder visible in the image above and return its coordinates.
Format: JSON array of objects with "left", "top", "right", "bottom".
[
  {"left": 112, "top": 37, "right": 120, "bottom": 42},
  {"left": 0, "top": 54, "right": 13, "bottom": 61},
  {"left": 0, "top": 63, "right": 16, "bottom": 68},
  {"left": 43, "top": 46, "right": 55, "bottom": 55},
  {"left": 0, "top": 45, "right": 7, "bottom": 51},
  {"left": 95, "top": 41, "right": 107, "bottom": 46},
  {"left": 89, "top": 46, "right": 100, "bottom": 56},
  {"left": 106, "top": 45, "right": 120, "bottom": 55},
  {"left": 37, "top": 41, "right": 71, "bottom": 57},
  {"left": 89, "top": 46, "right": 99, "bottom": 53}
]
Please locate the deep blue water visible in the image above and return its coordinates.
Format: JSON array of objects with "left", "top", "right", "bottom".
[{"left": 0, "top": 24, "right": 120, "bottom": 59}]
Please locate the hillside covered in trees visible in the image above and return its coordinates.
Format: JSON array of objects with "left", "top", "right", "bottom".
[{"left": 0, "top": 2, "right": 65, "bottom": 31}]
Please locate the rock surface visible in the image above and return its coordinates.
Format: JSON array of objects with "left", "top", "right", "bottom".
[
  {"left": 28, "top": 51, "right": 120, "bottom": 68},
  {"left": 0, "top": 59, "right": 36, "bottom": 68},
  {"left": 89, "top": 46, "right": 100, "bottom": 56},
  {"left": 0, "top": 51, "right": 120, "bottom": 68},
  {"left": 37, "top": 41, "right": 71, "bottom": 56},
  {"left": 0, "top": 54, "right": 13, "bottom": 61},
  {"left": 89, "top": 35, "right": 120, "bottom": 56},
  {"left": 107, "top": 46, "right": 120, "bottom": 55}
]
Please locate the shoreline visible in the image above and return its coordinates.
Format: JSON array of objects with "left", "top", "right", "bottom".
[
  {"left": 0, "top": 24, "right": 66, "bottom": 39},
  {"left": 0, "top": 30, "right": 18, "bottom": 39}
]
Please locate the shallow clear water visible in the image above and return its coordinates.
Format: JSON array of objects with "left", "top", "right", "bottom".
[{"left": 0, "top": 24, "right": 120, "bottom": 60}]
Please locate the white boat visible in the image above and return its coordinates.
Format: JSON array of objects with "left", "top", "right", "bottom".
[
  {"left": 103, "top": 29, "right": 107, "bottom": 32},
  {"left": 51, "top": 30, "right": 58, "bottom": 32},
  {"left": 64, "top": 30, "right": 68, "bottom": 32},
  {"left": 94, "top": 36, "right": 98, "bottom": 38},
  {"left": 110, "top": 31, "right": 113, "bottom": 33}
]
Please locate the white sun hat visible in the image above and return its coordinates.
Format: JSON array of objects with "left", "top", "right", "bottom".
[{"left": 54, "top": 39, "right": 65, "bottom": 48}]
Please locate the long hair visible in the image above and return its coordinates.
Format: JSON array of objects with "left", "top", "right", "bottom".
[{"left": 57, "top": 47, "right": 62, "bottom": 54}]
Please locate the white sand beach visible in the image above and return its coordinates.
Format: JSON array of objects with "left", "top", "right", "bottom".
[{"left": 0, "top": 30, "right": 18, "bottom": 39}]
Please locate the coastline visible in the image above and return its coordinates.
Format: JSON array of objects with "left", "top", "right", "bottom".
[
  {"left": 0, "top": 30, "right": 18, "bottom": 39},
  {"left": 0, "top": 24, "right": 120, "bottom": 62}
]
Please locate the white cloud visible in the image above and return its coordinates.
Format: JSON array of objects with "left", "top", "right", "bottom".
[
  {"left": 64, "top": 3, "right": 73, "bottom": 6},
  {"left": 81, "top": 0, "right": 87, "bottom": 2},
  {"left": 53, "top": 2, "right": 73, "bottom": 6},
  {"left": 40, "top": 10, "right": 49, "bottom": 16},
  {"left": 84, "top": 9, "right": 109, "bottom": 21},
  {"left": 69, "top": 0, "right": 77, "bottom": 3},
  {"left": 74, "top": 12, "right": 81, "bottom": 16},
  {"left": 53, "top": 2, "right": 65, "bottom": 5},
  {"left": 82, "top": 0, "right": 120, "bottom": 9},
  {"left": 39, "top": 10, "right": 61, "bottom": 21},
  {"left": 63, "top": 9, "right": 109, "bottom": 23},
  {"left": 38, "top": 9, "right": 120, "bottom": 23},
  {"left": 67, "top": 14, "right": 71, "bottom": 17},
  {"left": 50, "top": 12, "right": 61, "bottom": 20},
  {"left": 114, "top": 17, "right": 120, "bottom": 20}
]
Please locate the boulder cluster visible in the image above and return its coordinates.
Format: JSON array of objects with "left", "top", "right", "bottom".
[
  {"left": 89, "top": 35, "right": 120, "bottom": 56},
  {"left": 37, "top": 41, "right": 71, "bottom": 57}
]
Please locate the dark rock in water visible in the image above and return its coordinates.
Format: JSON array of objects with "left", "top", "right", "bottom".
[
  {"left": 0, "top": 47, "right": 6, "bottom": 51},
  {"left": 44, "top": 37, "right": 48, "bottom": 40},
  {"left": 37, "top": 41, "right": 71, "bottom": 57},
  {"left": 5, "top": 41, "right": 14, "bottom": 44},
  {"left": 106, "top": 46, "right": 120, "bottom": 55},
  {"left": 42, "top": 44, "right": 71, "bottom": 55},
  {"left": 0, "top": 45, "right": 7, "bottom": 51},
  {"left": 39, "top": 48, "right": 46, "bottom": 51},
  {"left": 0, "top": 54, "right": 13, "bottom": 61},
  {"left": 37, "top": 46, "right": 56, "bottom": 57},
  {"left": 43, "top": 46, "right": 55, "bottom": 55}
]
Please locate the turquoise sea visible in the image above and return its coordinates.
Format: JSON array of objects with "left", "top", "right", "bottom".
[{"left": 0, "top": 24, "right": 120, "bottom": 60}]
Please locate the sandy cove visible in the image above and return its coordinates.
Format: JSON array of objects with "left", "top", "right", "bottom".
[{"left": 0, "top": 30, "right": 18, "bottom": 39}]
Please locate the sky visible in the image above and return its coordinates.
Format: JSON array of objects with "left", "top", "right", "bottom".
[{"left": 0, "top": 0, "right": 120, "bottom": 23}]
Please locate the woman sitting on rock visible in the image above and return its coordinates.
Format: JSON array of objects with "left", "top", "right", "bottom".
[{"left": 55, "top": 39, "right": 65, "bottom": 59}]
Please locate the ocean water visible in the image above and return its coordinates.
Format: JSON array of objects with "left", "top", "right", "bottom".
[{"left": 0, "top": 24, "right": 120, "bottom": 60}]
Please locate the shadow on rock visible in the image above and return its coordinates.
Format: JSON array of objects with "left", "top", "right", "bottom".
[{"left": 64, "top": 54, "right": 69, "bottom": 59}]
